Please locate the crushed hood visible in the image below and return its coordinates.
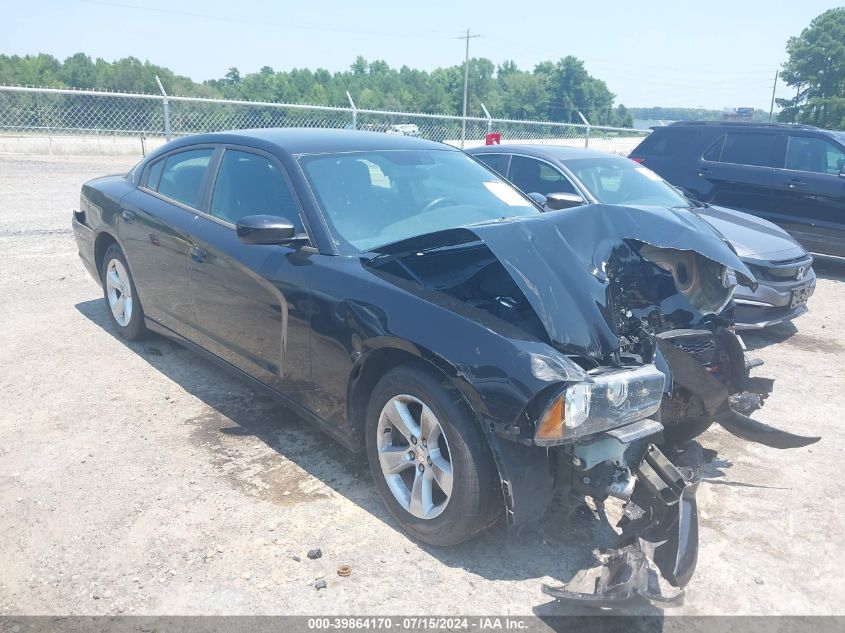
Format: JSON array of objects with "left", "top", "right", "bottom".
[
  {"left": 469, "top": 204, "right": 754, "bottom": 358},
  {"left": 371, "top": 204, "right": 755, "bottom": 360}
]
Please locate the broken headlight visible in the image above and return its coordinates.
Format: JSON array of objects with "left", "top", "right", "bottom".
[{"left": 534, "top": 365, "right": 666, "bottom": 445}]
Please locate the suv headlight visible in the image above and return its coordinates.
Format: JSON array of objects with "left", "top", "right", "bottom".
[{"left": 534, "top": 365, "right": 665, "bottom": 445}]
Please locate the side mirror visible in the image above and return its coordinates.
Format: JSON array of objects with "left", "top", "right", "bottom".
[
  {"left": 839, "top": 163, "right": 845, "bottom": 179},
  {"left": 236, "top": 215, "right": 307, "bottom": 246},
  {"left": 526, "top": 192, "right": 547, "bottom": 207},
  {"left": 545, "top": 192, "right": 585, "bottom": 210}
]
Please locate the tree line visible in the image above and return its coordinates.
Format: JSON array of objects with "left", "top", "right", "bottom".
[
  {"left": 0, "top": 52, "right": 633, "bottom": 127},
  {"left": 627, "top": 106, "right": 771, "bottom": 123},
  {"left": 776, "top": 8, "right": 845, "bottom": 129}
]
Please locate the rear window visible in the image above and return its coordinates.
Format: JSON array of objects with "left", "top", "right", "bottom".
[
  {"left": 474, "top": 153, "right": 510, "bottom": 177},
  {"left": 155, "top": 149, "right": 214, "bottom": 208},
  {"left": 145, "top": 158, "right": 165, "bottom": 190},
  {"left": 633, "top": 129, "right": 704, "bottom": 157},
  {"left": 702, "top": 135, "right": 725, "bottom": 161},
  {"left": 718, "top": 133, "right": 778, "bottom": 167}
]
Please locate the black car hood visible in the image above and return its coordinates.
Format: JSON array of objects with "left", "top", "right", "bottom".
[{"left": 371, "top": 204, "right": 755, "bottom": 360}]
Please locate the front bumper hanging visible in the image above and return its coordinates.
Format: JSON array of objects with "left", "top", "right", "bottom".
[{"left": 542, "top": 444, "right": 700, "bottom": 608}]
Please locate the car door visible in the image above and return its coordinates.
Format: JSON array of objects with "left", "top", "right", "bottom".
[
  {"left": 186, "top": 146, "right": 313, "bottom": 396},
  {"left": 770, "top": 134, "right": 845, "bottom": 256},
  {"left": 696, "top": 131, "right": 779, "bottom": 220},
  {"left": 118, "top": 147, "right": 215, "bottom": 340}
]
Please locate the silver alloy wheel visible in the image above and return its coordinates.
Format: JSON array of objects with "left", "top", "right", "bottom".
[
  {"left": 105, "top": 258, "right": 133, "bottom": 327},
  {"left": 376, "top": 394, "right": 454, "bottom": 520}
]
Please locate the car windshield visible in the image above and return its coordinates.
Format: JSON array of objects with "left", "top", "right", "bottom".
[
  {"left": 564, "top": 156, "right": 692, "bottom": 208},
  {"left": 298, "top": 149, "right": 538, "bottom": 251}
]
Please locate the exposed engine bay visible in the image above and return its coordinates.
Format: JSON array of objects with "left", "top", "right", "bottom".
[{"left": 367, "top": 204, "right": 819, "bottom": 607}]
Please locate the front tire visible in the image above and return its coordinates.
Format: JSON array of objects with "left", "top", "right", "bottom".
[
  {"left": 101, "top": 243, "right": 146, "bottom": 341},
  {"left": 365, "top": 363, "right": 500, "bottom": 546}
]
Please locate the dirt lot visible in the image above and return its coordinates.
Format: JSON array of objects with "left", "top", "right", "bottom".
[{"left": 1, "top": 153, "right": 844, "bottom": 619}]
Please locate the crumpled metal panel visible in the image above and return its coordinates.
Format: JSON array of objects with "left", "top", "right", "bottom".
[{"left": 466, "top": 204, "right": 755, "bottom": 359}]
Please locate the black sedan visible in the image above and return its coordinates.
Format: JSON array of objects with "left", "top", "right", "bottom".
[
  {"left": 72, "top": 129, "right": 816, "bottom": 606},
  {"left": 467, "top": 144, "right": 817, "bottom": 330}
]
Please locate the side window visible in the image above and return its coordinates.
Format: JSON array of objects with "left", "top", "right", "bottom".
[
  {"left": 638, "top": 130, "right": 704, "bottom": 157},
  {"left": 538, "top": 162, "right": 578, "bottom": 194},
  {"left": 210, "top": 149, "right": 303, "bottom": 232},
  {"left": 475, "top": 153, "right": 510, "bottom": 177},
  {"left": 702, "top": 135, "right": 725, "bottom": 161},
  {"left": 156, "top": 149, "right": 214, "bottom": 208},
  {"left": 786, "top": 136, "right": 845, "bottom": 175},
  {"left": 508, "top": 156, "right": 577, "bottom": 196},
  {"left": 145, "top": 158, "right": 165, "bottom": 190},
  {"left": 719, "top": 133, "right": 778, "bottom": 167}
]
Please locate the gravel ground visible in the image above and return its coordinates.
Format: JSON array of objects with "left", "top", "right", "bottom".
[{"left": 1, "top": 154, "right": 844, "bottom": 618}]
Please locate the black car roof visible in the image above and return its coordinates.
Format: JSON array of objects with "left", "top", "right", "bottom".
[
  {"left": 161, "top": 128, "right": 452, "bottom": 156},
  {"left": 666, "top": 121, "right": 821, "bottom": 130},
  {"left": 651, "top": 121, "right": 845, "bottom": 141},
  {"left": 467, "top": 144, "right": 606, "bottom": 160}
]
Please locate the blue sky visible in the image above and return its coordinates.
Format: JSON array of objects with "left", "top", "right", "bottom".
[{"left": 1, "top": 0, "right": 840, "bottom": 110}]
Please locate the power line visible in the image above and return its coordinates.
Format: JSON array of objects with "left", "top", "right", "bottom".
[{"left": 77, "top": 0, "right": 449, "bottom": 39}]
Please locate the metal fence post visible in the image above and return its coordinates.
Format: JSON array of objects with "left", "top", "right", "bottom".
[
  {"left": 480, "top": 102, "right": 493, "bottom": 136},
  {"left": 577, "top": 111, "right": 591, "bottom": 148},
  {"left": 155, "top": 76, "right": 172, "bottom": 142},
  {"left": 346, "top": 91, "right": 357, "bottom": 130}
]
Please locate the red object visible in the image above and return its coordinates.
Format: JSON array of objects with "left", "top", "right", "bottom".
[
  {"left": 485, "top": 132, "right": 501, "bottom": 145},
  {"left": 630, "top": 156, "right": 645, "bottom": 164}
]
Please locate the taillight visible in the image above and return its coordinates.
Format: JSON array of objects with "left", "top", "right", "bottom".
[{"left": 630, "top": 156, "right": 645, "bottom": 164}]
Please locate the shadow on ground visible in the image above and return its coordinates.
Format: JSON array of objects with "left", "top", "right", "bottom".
[
  {"left": 813, "top": 256, "right": 845, "bottom": 282},
  {"left": 74, "top": 297, "right": 749, "bottom": 622}
]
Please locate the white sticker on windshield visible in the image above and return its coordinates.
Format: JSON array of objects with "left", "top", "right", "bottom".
[
  {"left": 635, "top": 166, "right": 663, "bottom": 181},
  {"left": 483, "top": 181, "right": 530, "bottom": 206}
]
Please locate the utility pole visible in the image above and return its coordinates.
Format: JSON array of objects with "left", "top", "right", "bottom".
[
  {"left": 457, "top": 28, "right": 481, "bottom": 149},
  {"left": 768, "top": 69, "right": 779, "bottom": 123}
]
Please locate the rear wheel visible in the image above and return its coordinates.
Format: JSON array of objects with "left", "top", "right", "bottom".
[
  {"left": 365, "top": 363, "right": 500, "bottom": 546},
  {"left": 101, "top": 243, "right": 146, "bottom": 341}
]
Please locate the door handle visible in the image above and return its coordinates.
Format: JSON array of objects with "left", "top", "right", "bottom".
[
  {"left": 787, "top": 178, "right": 806, "bottom": 188},
  {"left": 121, "top": 209, "right": 135, "bottom": 222},
  {"left": 698, "top": 167, "right": 711, "bottom": 175},
  {"left": 190, "top": 246, "right": 207, "bottom": 263}
]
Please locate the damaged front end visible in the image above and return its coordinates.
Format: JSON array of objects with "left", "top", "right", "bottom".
[
  {"left": 366, "top": 204, "right": 818, "bottom": 608},
  {"left": 545, "top": 438, "right": 701, "bottom": 607},
  {"left": 526, "top": 367, "right": 704, "bottom": 607}
]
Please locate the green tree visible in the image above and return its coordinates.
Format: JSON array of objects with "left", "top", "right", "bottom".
[
  {"left": 777, "top": 8, "right": 845, "bottom": 128},
  {"left": 0, "top": 51, "right": 635, "bottom": 128},
  {"left": 499, "top": 72, "right": 547, "bottom": 119},
  {"left": 59, "top": 53, "right": 97, "bottom": 88}
]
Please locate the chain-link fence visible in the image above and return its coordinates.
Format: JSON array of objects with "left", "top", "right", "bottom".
[{"left": 0, "top": 85, "right": 649, "bottom": 156}]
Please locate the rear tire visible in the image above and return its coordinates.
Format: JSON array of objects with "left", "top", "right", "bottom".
[
  {"left": 100, "top": 243, "right": 147, "bottom": 341},
  {"left": 365, "top": 363, "right": 500, "bottom": 546}
]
